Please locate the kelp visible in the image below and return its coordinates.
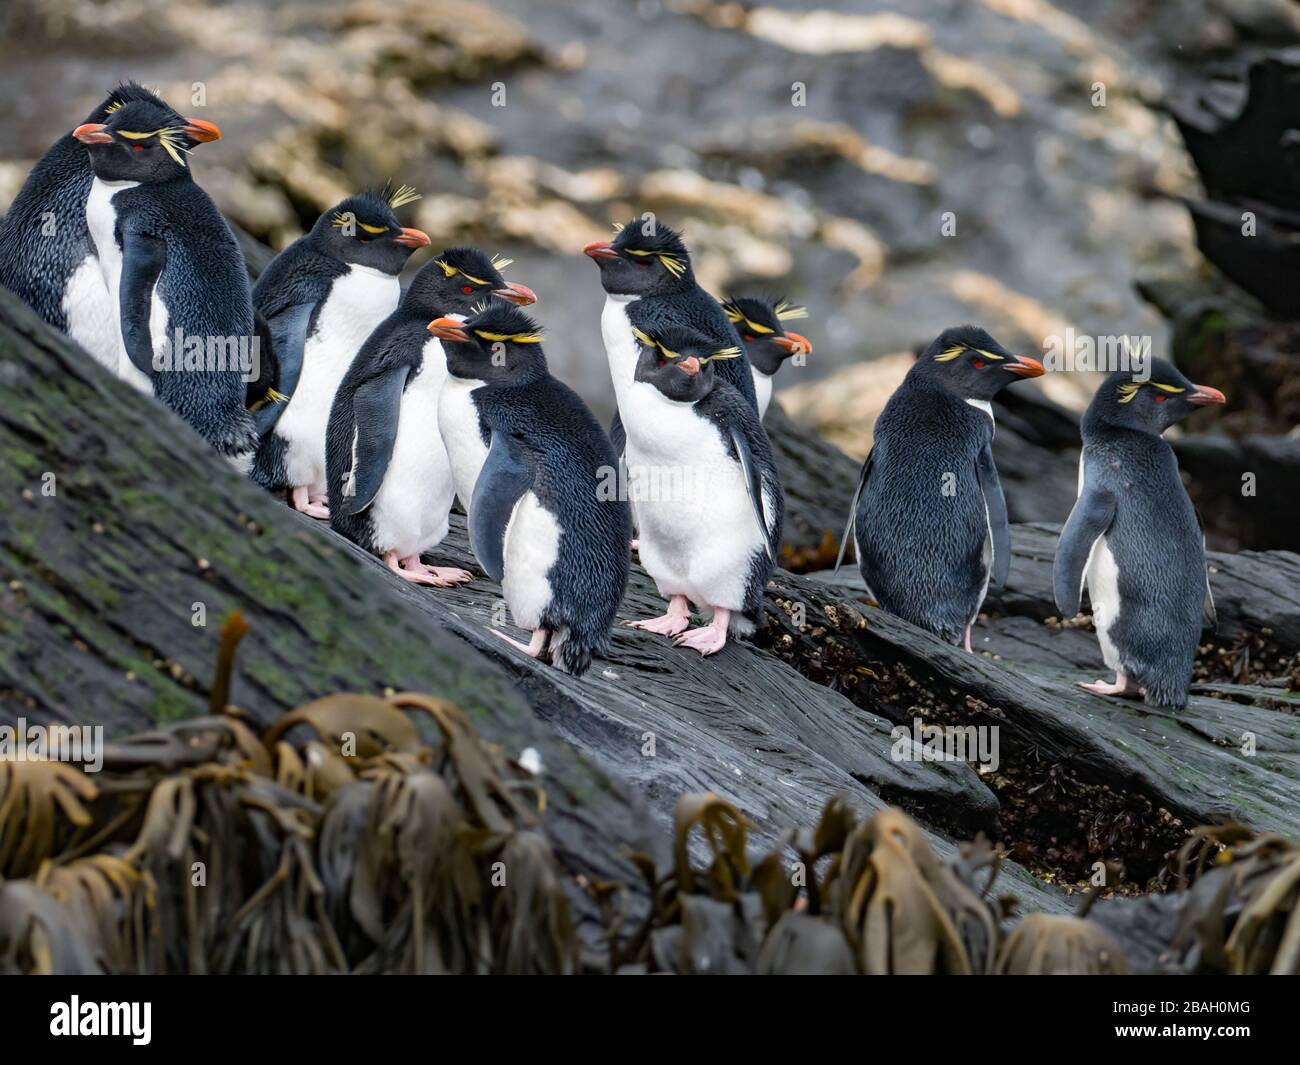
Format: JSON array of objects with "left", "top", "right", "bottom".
[{"left": 3, "top": 612, "right": 1298, "bottom": 975}]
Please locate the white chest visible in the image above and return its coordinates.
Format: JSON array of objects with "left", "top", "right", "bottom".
[
  {"left": 368, "top": 339, "right": 455, "bottom": 555},
  {"left": 438, "top": 375, "right": 489, "bottom": 512},
  {"left": 62, "top": 254, "right": 119, "bottom": 372},
  {"left": 752, "top": 369, "right": 773, "bottom": 418},
  {"left": 600, "top": 293, "right": 641, "bottom": 405},
  {"left": 85, "top": 178, "right": 157, "bottom": 392},
  {"left": 277, "top": 266, "right": 399, "bottom": 486},
  {"left": 501, "top": 492, "right": 562, "bottom": 630}
]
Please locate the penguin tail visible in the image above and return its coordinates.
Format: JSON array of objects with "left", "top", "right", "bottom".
[
  {"left": 550, "top": 627, "right": 594, "bottom": 678},
  {"left": 1141, "top": 676, "right": 1189, "bottom": 711}
]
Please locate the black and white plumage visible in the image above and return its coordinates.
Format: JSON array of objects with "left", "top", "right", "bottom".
[
  {"left": 74, "top": 97, "right": 257, "bottom": 460},
  {"left": 620, "top": 323, "right": 783, "bottom": 656},
  {"left": 432, "top": 303, "right": 631, "bottom": 676},
  {"left": 0, "top": 83, "right": 200, "bottom": 372},
  {"left": 1054, "top": 358, "right": 1225, "bottom": 709},
  {"left": 836, "top": 325, "right": 1044, "bottom": 650},
  {"left": 325, "top": 248, "right": 535, "bottom": 586},
  {"left": 250, "top": 187, "right": 430, "bottom": 517},
  {"left": 583, "top": 218, "right": 757, "bottom": 457},
  {"left": 720, "top": 295, "right": 812, "bottom": 418}
]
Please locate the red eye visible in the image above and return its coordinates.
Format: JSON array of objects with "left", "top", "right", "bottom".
[
  {"left": 1154, "top": 394, "right": 1166, "bottom": 403},
  {"left": 635, "top": 257, "right": 653, "bottom": 267},
  {"left": 657, "top": 357, "right": 666, "bottom": 367},
  {"left": 132, "top": 145, "right": 145, "bottom": 152},
  {"left": 743, "top": 333, "right": 755, "bottom": 342},
  {"left": 461, "top": 285, "right": 474, "bottom": 294},
  {"left": 972, "top": 359, "right": 985, "bottom": 369}
]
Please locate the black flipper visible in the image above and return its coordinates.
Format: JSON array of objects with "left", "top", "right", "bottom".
[
  {"left": 254, "top": 303, "right": 315, "bottom": 435},
  {"left": 729, "top": 427, "right": 776, "bottom": 560},
  {"left": 975, "top": 440, "right": 1011, "bottom": 588},
  {"left": 469, "top": 430, "right": 534, "bottom": 583},
  {"left": 119, "top": 231, "right": 167, "bottom": 378},
  {"left": 1053, "top": 469, "right": 1117, "bottom": 618},
  {"left": 337, "top": 366, "right": 410, "bottom": 517},
  {"left": 834, "top": 448, "right": 873, "bottom": 573}
]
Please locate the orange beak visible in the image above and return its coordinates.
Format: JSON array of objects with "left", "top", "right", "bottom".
[
  {"left": 773, "top": 331, "right": 812, "bottom": 356},
  {"left": 73, "top": 123, "right": 113, "bottom": 145},
  {"left": 393, "top": 227, "right": 431, "bottom": 249},
  {"left": 583, "top": 240, "right": 618, "bottom": 261},
  {"left": 183, "top": 117, "right": 222, "bottom": 143},
  {"left": 677, "top": 356, "right": 701, "bottom": 377},
  {"left": 428, "top": 317, "right": 470, "bottom": 342},
  {"left": 1004, "top": 355, "right": 1045, "bottom": 378},
  {"left": 1187, "top": 384, "right": 1226, "bottom": 406},
  {"left": 493, "top": 281, "right": 537, "bottom": 306}
]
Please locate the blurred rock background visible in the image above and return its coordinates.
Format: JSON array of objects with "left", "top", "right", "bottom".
[{"left": 3, "top": 0, "right": 1298, "bottom": 546}]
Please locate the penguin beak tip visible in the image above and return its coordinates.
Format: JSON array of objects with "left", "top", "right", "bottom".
[
  {"left": 394, "top": 227, "right": 431, "bottom": 249},
  {"left": 494, "top": 282, "right": 538, "bottom": 306},
  {"left": 679, "top": 356, "right": 701, "bottom": 377},
  {"left": 184, "top": 118, "right": 222, "bottom": 143},
  {"left": 73, "top": 123, "right": 113, "bottom": 145},
  {"left": 583, "top": 240, "right": 618, "bottom": 261},
  {"left": 1188, "top": 384, "right": 1227, "bottom": 406},
  {"left": 1006, "top": 355, "right": 1045, "bottom": 378},
  {"left": 428, "top": 317, "right": 469, "bottom": 342}
]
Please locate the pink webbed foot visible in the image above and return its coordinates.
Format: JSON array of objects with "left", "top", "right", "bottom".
[
  {"left": 963, "top": 625, "right": 974, "bottom": 654},
  {"left": 625, "top": 594, "right": 690, "bottom": 636},
  {"left": 629, "top": 539, "right": 640, "bottom": 552},
  {"left": 1078, "top": 673, "right": 1132, "bottom": 697},
  {"left": 401, "top": 555, "right": 473, "bottom": 586},
  {"left": 383, "top": 552, "right": 459, "bottom": 587},
  {"left": 673, "top": 607, "right": 731, "bottom": 656},
  {"left": 292, "top": 485, "right": 329, "bottom": 520},
  {"left": 491, "top": 627, "right": 550, "bottom": 658}
]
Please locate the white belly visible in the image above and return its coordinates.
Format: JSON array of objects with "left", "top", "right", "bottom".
[
  {"left": 368, "top": 339, "right": 454, "bottom": 556},
  {"left": 276, "top": 265, "right": 399, "bottom": 491},
  {"left": 600, "top": 293, "right": 641, "bottom": 410},
  {"left": 622, "top": 382, "right": 768, "bottom": 612},
  {"left": 85, "top": 177, "right": 160, "bottom": 393},
  {"left": 501, "top": 492, "right": 561, "bottom": 629},
  {"left": 63, "top": 254, "right": 120, "bottom": 371},
  {"left": 752, "top": 368, "right": 773, "bottom": 418},
  {"left": 1085, "top": 536, "right": 1122, "bottom": 671},
  {"left": 438, "top": 375, "right": 489, "bottom": 511}
]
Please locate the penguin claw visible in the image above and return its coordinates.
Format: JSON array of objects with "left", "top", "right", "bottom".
[
  {"left": 1077, "top": 676, "right": 1132, "bottom": 697},
  {"left": 625, "top": 614, "right": 690, "bottom": 636},
  {"left": 426, "top": 566, "right": 474, "bottom": 586},
  {"left": 672, "top": 626, "right": 728, "bottom": 656}
]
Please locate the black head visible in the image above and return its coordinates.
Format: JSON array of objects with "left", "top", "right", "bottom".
[
  {"left": 306, "top": 186, "right": 430, "bottom": 275},
  {"left": 402, "top": 247, "right": 537, "bottom": 318},
  {"left": 73, "top": 97, "right": 222, "bottom": 184},
  {"left": 1084, "top": 357, "right": 1226, "bottom": 436},
  {"left": 721, "top": 295, "right": 813, "bottom": 376},
  {"left": 429, "top": 300, "right": 546, "bottom": 384},
  {"left": 87, "top": 82, "right": 174, "bottom": 124},
  {"left": 582, "top": 217, "right": 693, "bottom": 298},
  {"left": 909, "top": 325, "right": 1045, "bottom": 401},
  {"left": 631, "top": 323, "right": 740, "bottom": 403}
]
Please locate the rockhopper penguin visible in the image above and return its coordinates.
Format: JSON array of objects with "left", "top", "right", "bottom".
[
  {"left": 720, "top": 295, "right": 812, "bottom": 418},
  {"left": 583, "top": 218, "right": 757, "bottom": 459},
  {"left": 325, "top": 248, "right": 536, "bottom": 585},
  {"left": 0, "top": 82, "right": 215, "bottom": 372},
  {"left": 837, "top": 325, "right": 1044, "bottom": 650},
  {"left": 620, "top": 321, "right": 784, "bottom": 656},
  {"left": 250, "top": 186, "right": 430, "bottom": 517},
  {"left": 428, "top": 303, "right": 631, "bottom": 676},
  {"left": 73, "top": 98, "right": 257, "bottom": 460},
  {"left": 427, "top": 252, "right": 539, "bottom": 514},
  {"left": 1054, "top": 359, "right": 1226, "bottom": 709}
]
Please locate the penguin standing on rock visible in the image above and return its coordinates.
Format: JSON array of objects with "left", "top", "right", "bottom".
[
  {"left": 1054, "top": 360, "right": 1226, "bottom": 709},
  {"left": 428, "top": 303, "right": 631, "bottom": 676},
  {"left": 583, "top": 218, "right": 756, "bottom": 457},
  {"left": 325, "top": 248, "right": 537, "bottom": 585},
  {"left": 0, "top": 83, "right": 214, "bottom": 372},
  {"left": 837, "top": 326, "right": 1044, "bottom": 651},
  {"left": 720, "top": 296, "right": 813, "bottom": 418},
  {"left": 251, "top": 187, "right": 430, "bottom": 518},
  {"left": 73, "top": 98, "right": 257, "bottom": 460},
  {"left": 620, "top": 321, "right": 783, "bottom": 656}
]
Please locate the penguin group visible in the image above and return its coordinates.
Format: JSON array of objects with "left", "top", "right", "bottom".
[{"left": 0, "top": 84, "right": 1228, "bottom": 704}]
